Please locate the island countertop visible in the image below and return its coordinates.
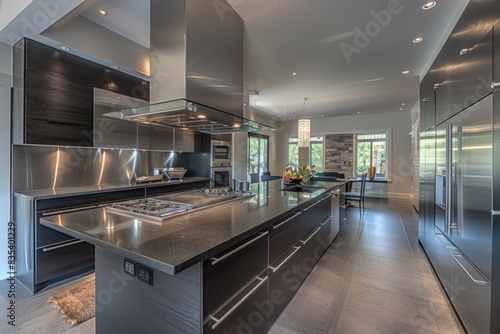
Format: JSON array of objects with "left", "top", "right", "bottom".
[{"left": 40, "top": 180, "right": 345, "bottom": 275}]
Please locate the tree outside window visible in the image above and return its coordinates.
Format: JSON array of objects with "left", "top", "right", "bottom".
[
  {"left": 287, "top": 136, "right": 323, "bottom": 172},
  {"left": 356, "top": 133, "right": 387, "bottom": 178}
]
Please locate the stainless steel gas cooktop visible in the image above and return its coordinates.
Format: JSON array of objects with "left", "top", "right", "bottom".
[{"left": 106, "top": 198, "right": 192, "bottom": 222}]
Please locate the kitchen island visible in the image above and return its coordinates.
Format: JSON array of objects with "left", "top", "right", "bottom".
[{"left": 41, "top": 180, "right": 345, "bottom": 333}]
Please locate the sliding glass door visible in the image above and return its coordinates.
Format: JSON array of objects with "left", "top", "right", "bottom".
[{"left": 248, "top": 133, "right": 269, "bottom": 175}]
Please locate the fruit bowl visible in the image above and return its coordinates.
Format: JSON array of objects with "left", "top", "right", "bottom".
[{"left": 162, "top": 168, "right": 187, "bottom": 180}]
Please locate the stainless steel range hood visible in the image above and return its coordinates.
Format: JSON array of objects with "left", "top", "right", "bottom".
[
  {"left": 104, "top": 0, "right": 274, "bottom": 134},
  {"left": 105, "top": 98, "right": 274, "bottom": 134}
]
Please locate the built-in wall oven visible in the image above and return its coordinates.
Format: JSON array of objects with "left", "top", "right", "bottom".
[
  {"left": 211, "top": 140, "right": 232, "bottom": 188},
  {"left": 211, "top": 140, "right": 231, "bottom": 164}
]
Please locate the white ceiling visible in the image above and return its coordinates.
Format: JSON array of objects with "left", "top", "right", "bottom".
[{"left": 2, "top": 0, "right": 470, "bottom": 121}]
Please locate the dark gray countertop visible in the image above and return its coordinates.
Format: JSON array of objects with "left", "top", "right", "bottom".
[
  {"left": 40, "top": 180, "right": 345, "bottom": 275},
  {"left": 14, "top": 177, "right": 211, "bottom": 200}
]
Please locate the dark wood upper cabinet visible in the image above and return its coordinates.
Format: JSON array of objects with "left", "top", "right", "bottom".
[{"left": 13, "top": 38, "right": 150, "bottom": 146}]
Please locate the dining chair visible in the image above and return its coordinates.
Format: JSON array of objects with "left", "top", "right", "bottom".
[{"left": 345, "top": 174, "right": 367, "bottom": 211}]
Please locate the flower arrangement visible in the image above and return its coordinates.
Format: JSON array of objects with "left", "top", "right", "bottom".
[{"left": 283, "top": 164, "right": 316, "bottom": 184}]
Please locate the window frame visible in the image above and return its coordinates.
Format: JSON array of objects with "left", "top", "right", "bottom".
[
  {"left": 354, "top": 129, "right": 391, "bottom": 180},
  {"left": 248, "top": 133, "right": 270, "bottom": 175},
  {"left": 286, "top": 134, "right": 324, "bottom": 172}
]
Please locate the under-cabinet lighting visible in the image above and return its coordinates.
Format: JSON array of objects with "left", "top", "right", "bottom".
[{"left": 98, "top": 9, "right": 108, "bottom": 16}]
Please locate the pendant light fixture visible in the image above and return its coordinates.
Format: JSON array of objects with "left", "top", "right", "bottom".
[{"left": 298, "top": 98, "right": 310, "bottom": 147}]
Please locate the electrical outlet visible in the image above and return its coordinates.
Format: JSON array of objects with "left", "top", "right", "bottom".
[
  {"left": 137, "top": 265, "right": 154, "bottom": 286},
  {"left": 124, "top": 259, "right": 136, "bottom": 276}
]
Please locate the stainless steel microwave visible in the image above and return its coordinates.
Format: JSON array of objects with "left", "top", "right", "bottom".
[{"left": 211, "top": 140, "right": 231, "bottom": 163}]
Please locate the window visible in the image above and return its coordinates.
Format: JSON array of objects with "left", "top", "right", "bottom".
[
  {"left": 287, "top": 136, "right": 324, "bottom": 172},
  {"left": 248, "top": 133, "right": 269, "bottom": 175},
  {"left": 356, "top": 133, "right": 388, "bottom": 178}
]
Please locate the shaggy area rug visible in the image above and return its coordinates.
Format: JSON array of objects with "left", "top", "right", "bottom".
[{"left": 48, "top": 280, "right": 95, "bottom": 324}]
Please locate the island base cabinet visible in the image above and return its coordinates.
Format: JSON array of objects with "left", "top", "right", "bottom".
[
  {"left": 203, "top": 272, "right": 269, "bottom": 334},
  {"left": 94, "top": 248, "right": 203, "bottom": 334}
]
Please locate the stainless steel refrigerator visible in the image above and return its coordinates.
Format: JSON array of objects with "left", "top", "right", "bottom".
[{"left": 432, "top": 94, "right": 492, "bottom": 334}]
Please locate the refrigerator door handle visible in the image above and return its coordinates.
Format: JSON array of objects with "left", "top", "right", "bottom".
[
  {"left": 445, "top": 124, "right": 453, "bottom": 234},
  {"left": 491, "top": 210, "right": 500, "bottom": 216}
]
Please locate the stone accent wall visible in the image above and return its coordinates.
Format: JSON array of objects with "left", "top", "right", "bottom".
[{"left": 325, "top": 134, "right": 354, "bottom": 177}]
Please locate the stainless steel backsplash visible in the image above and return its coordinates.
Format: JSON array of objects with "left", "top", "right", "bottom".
[{"left": 12, "top": 145, "right": 189, "bottom": 191}]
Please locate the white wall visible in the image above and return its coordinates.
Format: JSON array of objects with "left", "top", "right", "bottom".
[
  {"left": 0, "top": 0, "right": 33, "bottom": 32},
  {"left": 0, "top": 41, "right": 12, "bottom": 279},
  {"left": 277, "top": 110, "right": 413, "bottom": 199}
]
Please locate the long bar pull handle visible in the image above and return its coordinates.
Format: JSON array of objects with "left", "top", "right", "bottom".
[
  {"left": 269, "top": 246, "right": 301, "bottom": 273},
  {"left": 434, "top": 233, "right": 456, "bottom": 250},
  {"left": 451, "top": 253, "right": 490, "bottom": 285},
  {"left": 491, "top": 82, "right": 500, "bottom": 89},
  {"left": 43, "top": 239, "right": 84, "bottom": 252},
  {"left": 273, "top": 212, "right": 301, "bottom": 230},
  {"left": 303, "top": 200, "right": 321, "bottom": 211},
  {"left": 211, "top": 232, "right": 268, "bottom": 265},
  {"left": 300, "top": 227, "right": 321, "bottom": 245},
  {"left": 491, "top": 210, "right": 500, "bottom": 216},
  {"left": 321, "top": 216, "right": 331, "bottom": 226},
  {"left": 210, "top": 276, "right": 268, "bottom": 329}
]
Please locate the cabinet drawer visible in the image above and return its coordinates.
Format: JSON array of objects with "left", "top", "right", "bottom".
[
  {"left": 432, "top": 230, "right": 454, "bottom": 296},
  {"left": 269, "top": 211, "right": 301, "bottom": 265},
  {"left": 36, "top": 240, "right": 94, "bottom": 283},
  {"left": 203, "top": 231, "right": 268, "bottom": 318},
  {"left": 268, "top": 245, "right": 302, "bottom": 324},
  {"left": 37, "top": 221, "right": 75, "bottom": 248},
  {"left": 297, "top": 226, "right": 323, "bottom": 277},
  {"left": 204, "top": 273, "right": 269, "bottom": 334},
  {"left": 451, "top": 253, "right": 491, "bottom": 334},
  {"left": 318, "top": 216, "right": 331, "bottom": 253},
  {"left": 300, "top": 199, "right": 321, "bottom": 238}
]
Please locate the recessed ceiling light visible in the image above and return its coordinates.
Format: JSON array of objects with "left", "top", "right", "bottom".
[
  {"left": 422, "top": 1, "right": 437, "bottom": 10},
  {"left": 357, "top": 111, "right": 360, "bottom": 114},
  {"left": 413, "top": 37, "right": 424, "bottom": 44},
  {"left": 110, "top": 64, "right": 119, "bottom": 69},
  {"left": 400, "top": 108, "right": 403, "bottom": 111},
  {"left": 402, "top": 70, "right": 411, "bottom": 75},
  {"left": 291, "top": 72, "right": 297, "bottom": 76},
  {"left": 59, "top": 45, "right": 70, "bottom": 52},
  {"left": 401, "top": 103, "right": 405, "bottom": 106},
  {"left": 98, "top": 9, "right": 108, "bottom": 16}
]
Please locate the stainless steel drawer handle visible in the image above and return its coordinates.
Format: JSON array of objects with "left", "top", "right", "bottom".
[
  {"left": 210, "top": 275, "right": 268, "bottom": 329},
  {"left": 42, "top": 239, "right": 84, "bottom": 252},
  {"left": 300, "top": 227, "right": 321, "bottom": 245},
  {"left": 459, "top": 48, "right": 470, "bottom": 56},
  {"left": 320, "top": 216, "right": 331, "bottom": 226},
  {"left": 451, "top": 253, "right": 490, "bottom": 285},
  {"left": 273, "top": 212, "right": 301, "bottom": 230},
  {"left": 491, "top": 82, "right": 500, "bottom": 90},
  {"left": 269, "top": 246, "right": 301, "bottom": 273},
  {"left": 211, "top": 232, "right": 268, "bottom": 265},
  {"left": 434, "top": 233, "right": 456, "bottom": 249},
  {"left": 303, "top": 200, "right": 321, "bottom": 211}
]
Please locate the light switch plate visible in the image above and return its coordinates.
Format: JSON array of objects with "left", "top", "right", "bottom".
[{"left": 124, "top": 259, "right": 136, "bottom": 276}]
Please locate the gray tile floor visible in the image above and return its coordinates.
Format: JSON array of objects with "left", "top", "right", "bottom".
[
  {"left": 0, "top": 198, "right": 463, "bottom": 333},
  {"left": 269, "top": 198, "right": 464, "bottom": 334}
]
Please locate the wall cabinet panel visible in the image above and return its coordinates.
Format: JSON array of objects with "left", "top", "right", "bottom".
[{"left": 13, "top": 38, "right": 150, "bottom": 147}]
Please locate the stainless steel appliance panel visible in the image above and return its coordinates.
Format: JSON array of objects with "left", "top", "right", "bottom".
[
  {"left": 13, "top": 195, "right": 35, "bottom": 293},
  {"left": 211, "top": 140, "right": 231, "bottom": 164},
  {"left": 451, "top": 252, "right": 491, "bottom": 334},
  {"left": 330, "top": 189, "right": 340, "bottom": 243},
  {"left": 450, "top": 95, "right": 493, "bottom": 280},
  {"left": 435, "top": 28, "right": 493, "bottom": 124}
]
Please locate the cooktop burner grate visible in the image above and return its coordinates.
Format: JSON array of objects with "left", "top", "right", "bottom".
[{"left": 108, "top": 198, "right": 192, "bottom": 221}]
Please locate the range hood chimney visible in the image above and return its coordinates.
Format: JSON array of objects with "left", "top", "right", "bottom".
[{"left": 105, "top": 0, "right": 273, "bottom": 134}]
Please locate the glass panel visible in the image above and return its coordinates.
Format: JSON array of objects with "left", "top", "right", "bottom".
[
  {"left": 357, "top": 142, "right": 371, "bottom": 175},
  {"left": 248, "top": 136, "right": 259, "bottom": 173},
  {"left": 310, "top": 142, "right": 323, "bottom": 172},
  {"left": 288, "top": 143, "right": 298, "bottom": 166},
  {"left": 260, "top": 137, "right": 269, "bottom": 172},
  {"left": 372, "top": 140, "right": 386, "bottom": 176}
]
